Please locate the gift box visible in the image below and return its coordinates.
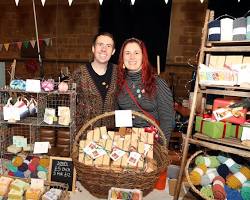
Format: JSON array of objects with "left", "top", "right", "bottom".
[
  {"left": 195, "top": 116, "right": 231, "bottom": 139},
  {"left": 212, "top": 98, "right": 247, "bottom": 124},
  {"left": 230, "top": 124, "right": 243, "bottom": 139}
]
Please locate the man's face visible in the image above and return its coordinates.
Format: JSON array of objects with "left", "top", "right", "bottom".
[{"left": 92, "top": 35, "right": 115, "bottom": 65}]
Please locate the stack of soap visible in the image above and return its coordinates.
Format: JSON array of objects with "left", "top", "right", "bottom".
[
  {"left": 0, "top": 176, "right": 13, "bottom": 196},
  {"left": 42, "top": 188, "right": 62, "bottom": 200},
  {"left": 26, "top": 188, "right": 42, "bottom": 200}
]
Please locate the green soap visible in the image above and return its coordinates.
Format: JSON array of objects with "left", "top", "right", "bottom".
[
  {"left": 230, "top": 124, "right": 243, "bottom": 139},
  {"left": 7, "top": 163, "right": 18, "bottom": 173},
  {"left": 37, "top": 165, "right": 48, "bottom": 172},
  {"left": 195, "top": 116, "right": 203, "bottom": 132}
]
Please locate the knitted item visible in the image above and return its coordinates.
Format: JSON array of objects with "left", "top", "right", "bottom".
[
  {"left": 12, "top": 156, "right": 23, "bottom": 167},
  {"left": 201, "top": 168, "right": 219, "bottom": 186},
  {"left": 195, "top": 155, "right": 220, "bottom": 168},
  {"left": 17, "top": 163, "right": 28, "bottom": 172},
  {"left": 212, "top": 176, "right": 226, "bottom": 200},
  {"left": 24, "top": 170, "right": 31, "bottom": 178},
  {"left": 240, "top": 181, "right": 250, "bottom": 200},
  {"left": 233, "top": 17, "right": 247, "bottom": 41},
  {"left": 37, "top": 165, "right": 48, "bottom": 173},
  {"left": 217, "top": 155, "right": 241, "bottom": 173},
  {"left": 200, "top": 185, "right": 214, "bottom": 199},
  {"left": 7, "top": 163, "right": 18, "bottom": 173},
  {"left": 14, "top": 170, "right": 25, "bottom": 178},
  {"left": 189, "top": 164, "right": 207, "bottom": 185},
  {"left": 220, "top": 17, "right": 233, "bottom": 41},
  {"left": 217, "top": 164, "right": 230, "bottom": 179},
  {"left": 39, "top": 158, "right": 49, "bottom": 168},
  {"left": 208, "top": 19, "right": 221, "bottom": 41},
  {"left": 226, "top": 166, "right": 250, "bottom": 189},
  {"left": 225, "top": 185, "right": 243, "bottom": 200},
  {"left": 247, "top": 16, "right": 250, "bottom": 40}
]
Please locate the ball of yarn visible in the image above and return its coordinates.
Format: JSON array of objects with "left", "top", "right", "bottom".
[
  {"left": 37, "top": 171, "right": 47, "bottom": 180},
  {"left": 217, "top": 164, "right": 230, "bottom": 179},
  {"left": 30, "top": 171, "right": 38, "bottom": 178},
  {"left": 212, "top": 176, "right": 226, "bottom": 200},
  {"left": 7, "top": 163, "right": 18, "bottom": 173},
  {"left": 225, "top": 185, "right": 243, "bottom": 200},
  {"left": 31, "top": 157, "right": 40, "bottom": 166},
  {"left": 189, "top": 164, "right": 207, "bottom": 185},
  {"left": 14, "top": 170, "right": 25, "bottom": 178},
  {"left": 37, "top": 165, "right": 48, "bottom": 173},
  {"left": 200, "top": 185, "right": 214, "bottom": 199},
  {"left": 26, "top": 155, "right": 33, "bottom": 161},
  {"left": 28, "top": 163, "right": 36, "bottom": 172},
  {"left": 8, "top": 171, "right": 14, "bottom": 176},
  {"left": 39, "top": 158, "right": 49, "bottom": 168},
  {"left": 12, "top": 156, "right": 23, "bottom": 167},
  {"left": 217, "top": 155, "right": 241, "bottom": 173},
  {"left": 58, "top": 81, "right": 69, "bottom": 92},
  {"left": 18, "top": 163, "right": 28, "bottom": 172},
  {"left": 201, "top": 168, "right": 219, "bottom": 186},
  {"left": 240, "top": 181, "right": 250, "bottom": 200},
  {"left": 24, "top": 170, "right": 31, "bottom": 178},
  {"left": 23, "top": 159, "right": 30, "bottom": 165},
  {"left": 226, "top": 166, "right": 250, "bottom": 189},
  {"left": 195, "top": 155, "right": 220, "bottom": 168}
]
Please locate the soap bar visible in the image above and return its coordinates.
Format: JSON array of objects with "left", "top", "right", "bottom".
[
  {"left": 7, "top": 145, "right": 22, "bottom": 154},
  {"left": 10, "top": 179, "right": 29, "bottom": 191},
  {"left": 93, "top": 127, "right": 100, "bottom": 142},
  {"left": 26, "top": 188, "right": 42, "bottom": 200}
]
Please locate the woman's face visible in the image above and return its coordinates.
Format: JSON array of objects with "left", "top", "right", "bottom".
[{"left": 123, "top": 42, "right": 143, "bottom": 72}]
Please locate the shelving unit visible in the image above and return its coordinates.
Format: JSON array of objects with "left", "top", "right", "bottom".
[
  {"left": 174, "top": 9, "right": 250, "bottom": 200},
  {"left": 0, "top": 87, "right": 76, "bottom": 158}
]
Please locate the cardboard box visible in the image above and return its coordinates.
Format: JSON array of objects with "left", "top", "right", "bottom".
[{"left": 168, "top": 178, "right": 190, "bottom": 197}]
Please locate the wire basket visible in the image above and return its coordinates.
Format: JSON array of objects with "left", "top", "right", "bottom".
[
  {"left": 185, "top": 150, "right": 212, "bottom": 200},
  {"left": 72, "top": 111, "right": 168, "bottom": 198}
]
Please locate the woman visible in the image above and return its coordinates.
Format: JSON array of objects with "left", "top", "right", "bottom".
[
  {"left": 71, "top": 32, "right": 117, "bottom": 132},
  {"left": 117, "top": 38, "right": 174, "bottom": 145}
]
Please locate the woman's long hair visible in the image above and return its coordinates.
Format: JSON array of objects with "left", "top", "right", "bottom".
[{"left": 117, "top": 38, "right": 156, "bottom": 98}]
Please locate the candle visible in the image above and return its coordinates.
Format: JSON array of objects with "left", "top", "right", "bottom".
[{"left": 157, "top": 55, "right": 160, "bottom": 75}]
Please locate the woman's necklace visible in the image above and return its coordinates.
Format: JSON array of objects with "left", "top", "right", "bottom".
[{"left": 131, "top": 82, "right": 145, "bottom": 99}]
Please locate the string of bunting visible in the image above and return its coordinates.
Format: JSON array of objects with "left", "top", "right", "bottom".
[{"left": 0, "top": 38, "right": 52, "bottom": 52}]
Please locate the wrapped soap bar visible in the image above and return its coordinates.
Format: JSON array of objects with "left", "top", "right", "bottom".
[
  {"left": 50, "top": 188, "right": 62, "bottom": 198},
  {"left": 26, "top": 188, "right": 42, "bottom": 200},
  {"left": 94, "top": 139, "right": 106, "bottom": 166},
  {"left": 100, "top": 126, "right": 108, "bottom": 139},
  {"left": 86, "top": 130, "right": 94, "bottom": 140},
  {"left": 7, "top": 145, "right": 22, "bottom": 154},
  {"left": 8, "top": 189, "right": 24, "bottom": 199},
  {"left": 78, "top": 140, "right": 85, "bottom": 163},
  {"left": 139, "top": 128, "right": 147, "bottom": 143},
  {"left": 107, "top": 131, "right": 115, "bottom": 140},
  {"left": 42, "top": 191, "right": 59, "bottom": 200},
  {"left": 93, "top": 127, "right": 100, "bottom": 142},
  {"left": 102, "top": 139, "right": 112, "bottom": 167},
  {"left": 132, "top": 128, "right": 139, "bottom": 141},
  {"left": 10, "top": 179, "right": 29, "bottom": 191}
]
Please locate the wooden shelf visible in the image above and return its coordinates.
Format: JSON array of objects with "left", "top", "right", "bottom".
[
  {"left": 193, "top": 133, "right": 249, "bottom": 151},
  {"left": 203, "top": 46, "right": 250, "bottom": 52},
  {"left": 207, "top": 40, "right": 250, "bottom": 47},
  {"left": 199, "top": 88, "right": 250, "bottom": 97}
]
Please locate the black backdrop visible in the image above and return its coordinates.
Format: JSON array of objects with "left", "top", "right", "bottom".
[{"left": 99, "top": 0, "right": 172, "bottom": 72}]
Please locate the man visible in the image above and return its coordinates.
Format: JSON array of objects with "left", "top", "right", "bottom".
[{"left": 71, "top": 32, "right": 117, "bottom": 132}]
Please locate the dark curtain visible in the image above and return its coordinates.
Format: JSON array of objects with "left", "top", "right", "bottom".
[{"left": 99, "top": 0, "right": 172, "bottom": 72}]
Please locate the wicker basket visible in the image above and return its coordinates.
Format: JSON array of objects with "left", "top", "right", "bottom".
[
  {"left": 185, "top": 150, "right": 212, "bottom": 200},
  {"left": 72, "top": 111, "right": 168, "bottom": 198}
]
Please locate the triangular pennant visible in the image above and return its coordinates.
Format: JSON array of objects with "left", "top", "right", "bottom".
[
  {"left": 68, "top": 0, "right": 73, "bottom": 6},
  {"left": 30, "top": 40, "right": 36, "bottom": 48},
  {"left": 44, "top": 38, "right": 50, "bottom": 46},
  {"left": 165, "top": 0, "right": 168, "bottom": 4},
  {"left": 99, "top": 0, "right": 103, "bottom": 5},
  {"left": 16, "top": 42, "right": 22, "bottom": 50},
  {"left": 4, "top": 43, "right": 10, "bottom": 51},
  {"left": 41, "top": 0, "right": 46, "bottom": 6},
  {"left": 15, "top": 0, "right": 19, "bottom": 6},
  {"left": 131, "top": 0, "right": 135, "bottom": 5},
  {"left": 39, "top": 39, "right": 44, "bottom": 47},
  {"left": 0, "top": 44, "right": 3, "bottom": 51},
  {"left": 23, "top": 41, "right": 29, "bottom": 48},
  {"left": 200, "top": 0, "right": 204, "bottom": 3}
]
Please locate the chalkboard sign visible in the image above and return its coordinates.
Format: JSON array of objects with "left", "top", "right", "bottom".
[{"left": 48, "top": 156, "right": 76, "bottom": 191}]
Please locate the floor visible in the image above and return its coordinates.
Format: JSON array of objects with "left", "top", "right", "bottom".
[{"left": 69, "top": 181, "right": 187, "bottom": 200}]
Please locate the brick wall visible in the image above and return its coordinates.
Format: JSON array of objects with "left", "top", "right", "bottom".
[
  {"left": 163, "top": 0, "right": 207, "bottom": 100},
  {"left": 0, "top": 1, "right": 99, "bottom": 81}
]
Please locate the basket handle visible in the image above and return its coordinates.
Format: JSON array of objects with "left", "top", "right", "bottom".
[{"left": 74, "top": 110, "right": 167, "bottom": 147}]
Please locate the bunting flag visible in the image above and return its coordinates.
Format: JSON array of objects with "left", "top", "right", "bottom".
[
  {"left": 41, "top": 0, "right": 46, "bottom": 6},
  {"left": 0, "top": 38, "right": 52, "bottom": 52},
  {"left": 30, "top": 40, "right": 36, "bottom": 48},
  {"left": 23, "top": 41, "right": 29, "bottom": 49},
  {"left": 44, "top": 38, "right": 51, "bottom": 46},
  {"left": 4, "top": 43, "right": 10, "bottom": 51},
  {"left": 15, "top": 0, "right": 19, "bottom": 6},
  {"left": 68, "top": 0, "right": 73, "bottom": 6},
  {"left": 200, "top": 0, "right": 204, "bottom": 3},
  {"left": 99, "top": 0, "right": 103, "bottom": 5},
  {"left": 16, "top": 42, "right": 22, "bottom": 50},
  {"left": 131, "top": 0, "right": 135, "bottom": 5}
]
